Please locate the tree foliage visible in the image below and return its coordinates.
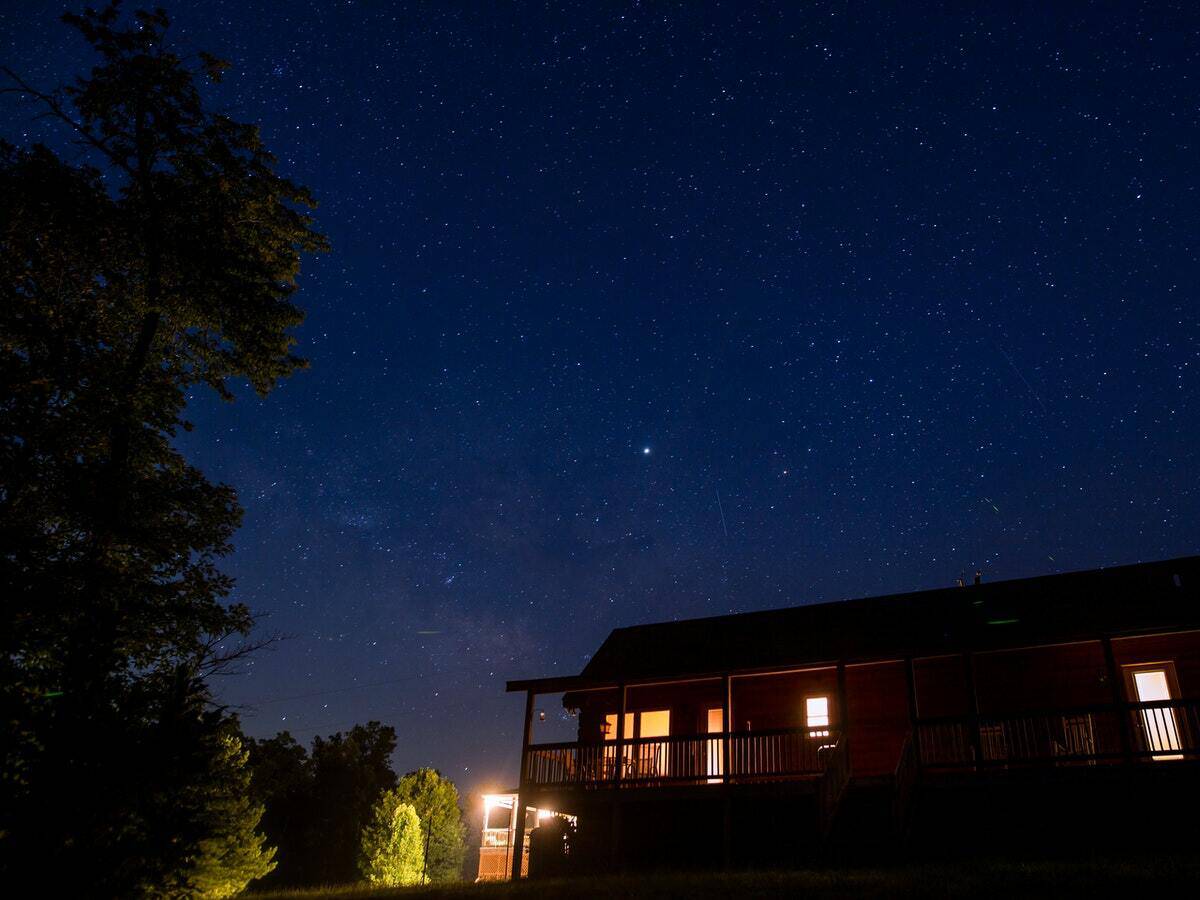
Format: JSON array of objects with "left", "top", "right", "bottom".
[
  {"left": 244, "top": 731, "right": 311, "bottom": 884},
  {"left": 185, "top": 728, "right": 277, "bottom": 898},
  {"left": 359, "top": 794, "right": 424, "bottom": 887},
  {"left": 247, "top": 723, "right": 400, "bottom": 887},
  {"left": 0, "top": 3, "right": 323, "bottom": 894},
  {"left": 394, "top": 767, "right": 467, "bottom": 883}
]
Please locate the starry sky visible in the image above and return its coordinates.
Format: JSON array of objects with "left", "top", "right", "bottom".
[{"left": 3, "top": 1, "right": 1199, "bottom": 795}]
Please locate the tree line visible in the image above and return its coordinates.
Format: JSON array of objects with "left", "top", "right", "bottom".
[
  {"left": 247, "top": 724, "right": 466, "bottom": 888},
  {"left": 0, "top": 4, "right": 460, "bottom": 895}
]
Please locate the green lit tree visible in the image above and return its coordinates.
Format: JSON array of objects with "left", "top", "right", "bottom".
[
  {"left": 359, "top": 793, "right": 425, "bottom": 887},
  {"left": 186, "top": 729, "right": 277, "bottom": 898},
  {"left": 394, "top": 768, "right": 467, "bottom": 883}
]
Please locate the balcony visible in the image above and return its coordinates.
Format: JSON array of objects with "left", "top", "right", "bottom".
[
  {"left": 524, "top": 727, "right": 843, "bottom": 788},
  {"left": 917, "top": 698, "right": 1200, "bottom": 769},
  {"left": 521, "top": 699, "right": 1200, "bottom": 791}
]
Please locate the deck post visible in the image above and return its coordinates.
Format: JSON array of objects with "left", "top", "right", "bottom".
[
  {"left": 610, "top": 682, "right": 627, "bottom": 869},
  {"left": 510, "top": 689, "right": 535, "bottom": 880},
  {"left": 614, "top": 681, "right": 627, "bottom": 782},
  {"left": 963, "top": 652, "right": 983, "bottom": 770},
  {"left": 721, "top": 674, "right": 732, "bottom": 780},
  {"left": 836, "top": 660, "right": 850, "bottom": 762},
  {"left": 905, "top": 657, "right": 921, "bottom": 769},
  {"left": 1101, "top": 635, "right": 1134, "bottom": 765},
  {"left": 721, "top": 673, "right": 732, "bottom": 869}
]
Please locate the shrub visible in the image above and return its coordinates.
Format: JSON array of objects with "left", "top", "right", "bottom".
[{"left": 358, "top": 792, "right": 424, "bottom": 886}]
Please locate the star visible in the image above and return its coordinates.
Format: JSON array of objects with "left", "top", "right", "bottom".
[{"left": 642, "top": 447, "right": 652, "bottom": 456}]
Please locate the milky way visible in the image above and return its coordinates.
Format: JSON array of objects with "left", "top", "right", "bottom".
[{"left": 3, "top": 1, "right": 1198, "bottom": 796}]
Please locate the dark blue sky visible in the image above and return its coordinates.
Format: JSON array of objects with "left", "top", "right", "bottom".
[{"left": 3, "top": 1, "right": 1198, "bottom": 795}]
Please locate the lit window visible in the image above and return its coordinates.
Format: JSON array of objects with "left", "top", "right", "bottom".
[{"left": 806, "top": 696, "right": 830, "bottom": 737}]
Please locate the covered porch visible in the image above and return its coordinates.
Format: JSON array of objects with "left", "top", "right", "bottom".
[{"left": 502, "top": 630, "right": 1200, "bottom": 876}]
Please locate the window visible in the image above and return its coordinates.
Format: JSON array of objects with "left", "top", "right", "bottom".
[
  {"left": 639, "top": 709, "right": 670, "bottom": 739},
  {"left": 637, "top": 710, "right": 670, "bottom": 778},
  {"left": 484, "top": 801, "right": 512, "bottom": 831},
  {"left": 602, "top": 710, "right": 670, "bottom": 778},
  {"left": 603, "top": 710, "right": 669, "bottom": 740},
  {"left": 602, "top": 713, "right": 634, "bottom": 740},
  {"left": 806, "top": 695, "right": 830, "bottom": 738},
  {"left": 481, "top": 795, "right": 515, "bottom": 846}
]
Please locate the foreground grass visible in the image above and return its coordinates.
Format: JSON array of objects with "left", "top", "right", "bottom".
[{"left": 247, "top": 856, "right": 1200, "bottom": 899}]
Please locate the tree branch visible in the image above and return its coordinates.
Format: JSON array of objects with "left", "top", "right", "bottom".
[{"left": 0, "top": 66, "right": 136, "bottom": 178}]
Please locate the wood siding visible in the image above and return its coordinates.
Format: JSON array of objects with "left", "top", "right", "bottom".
[
  {"left": 973, "top": 642, "right": 1109, "bottom": 713},
  {"left": 846, "top": 661, "right": 910, "bottom": 776},
  {"left": 1114, "top": 631, "right": 1200, "bottom": 694}
]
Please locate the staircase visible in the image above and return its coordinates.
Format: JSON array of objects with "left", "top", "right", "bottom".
[{"left": 824, "top": 732, "right": 918, "bottom": 862}]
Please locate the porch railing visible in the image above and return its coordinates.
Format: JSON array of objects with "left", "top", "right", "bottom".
[
  {"left": 523, "top": 728, "right": 839, "bottom": 788},
  {"left": 523, "top": 700, "right": 1200, "bottom": 790},
  {"left": 916, "top": 698, "right": 1200, "bottom": 769}
]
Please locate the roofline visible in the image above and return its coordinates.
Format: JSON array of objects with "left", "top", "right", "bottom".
[
  {"left": 508, "top": 623, "right": 1200, "bottom": 696},
  {"left": 594, "top": 554, "right": 1200, "bottom": 638},
  {"left": 506, "top": 676, "right": 617, "bottom": 694}
]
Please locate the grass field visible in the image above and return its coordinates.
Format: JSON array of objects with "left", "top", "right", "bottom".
[{"left": 247, "top": 856, "right": 1200, "bottom": 899}]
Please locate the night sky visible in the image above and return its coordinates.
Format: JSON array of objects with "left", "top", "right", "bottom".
[{"left": 3, "top": 2, "right": 1199, "bottom": 796}]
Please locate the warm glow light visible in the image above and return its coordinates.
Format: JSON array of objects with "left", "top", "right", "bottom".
[
  {"left": 806, "top": 695, "right": 830, "bottom": 737},
  {"left": 639, "top": 710, "right": 670, "bottom": 738}
]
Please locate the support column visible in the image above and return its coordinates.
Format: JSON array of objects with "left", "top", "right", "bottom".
[
  {"left": 510, "top": 690, "right": 535, "bottom": 881},
  {"left": 836, "top": 660, "right": 850, "bottom": 757},
  {"left": 905, "top": 657, "right": 921, "bottom": 770},
  {"left": 721, "top": 673, "right": 732, "bottom": 869},
  {"left": 614, "top": 682, "right": 627, "bottom": 783},
  {"left": 610, "top": 683, "right": 627, "bottom": 869},
  {"left": 721, "top": 674, "right": 732, "bottom": 781},
  {"left": 1101, "top": 636, "right": 1134, "bottom": 765},
  {"left": 963, "top": 652, "right": 983, "bottom": 769}
]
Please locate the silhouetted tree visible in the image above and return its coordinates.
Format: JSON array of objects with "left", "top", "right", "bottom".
[
  {"left": 0, "top": 3, "right": 324, "bottom": 893},
  {"left": 245, "top": 732, "right": 311, "bottom": 886},
  {"left": 247, "top": 722, "right": 400, "bottom": 887},
  {"left": 307, "top": 722, "right": 401, "bottom": 883}
]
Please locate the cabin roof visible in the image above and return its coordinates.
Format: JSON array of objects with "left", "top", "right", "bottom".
[{"left": 507, "top": 556, "right": 1200, "bottom": 693}]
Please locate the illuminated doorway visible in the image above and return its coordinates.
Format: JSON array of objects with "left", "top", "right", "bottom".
[
  {"left": 1125, "top": 663, "right": 1183, "bottom": 760},
  {"left": 706, "top": 707, "right": 724, "bottom": 782}
]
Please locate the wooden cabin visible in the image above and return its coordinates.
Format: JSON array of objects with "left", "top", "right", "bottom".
[{"left": 500, "top": 556, "right": 1200, "bottom": 875}]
